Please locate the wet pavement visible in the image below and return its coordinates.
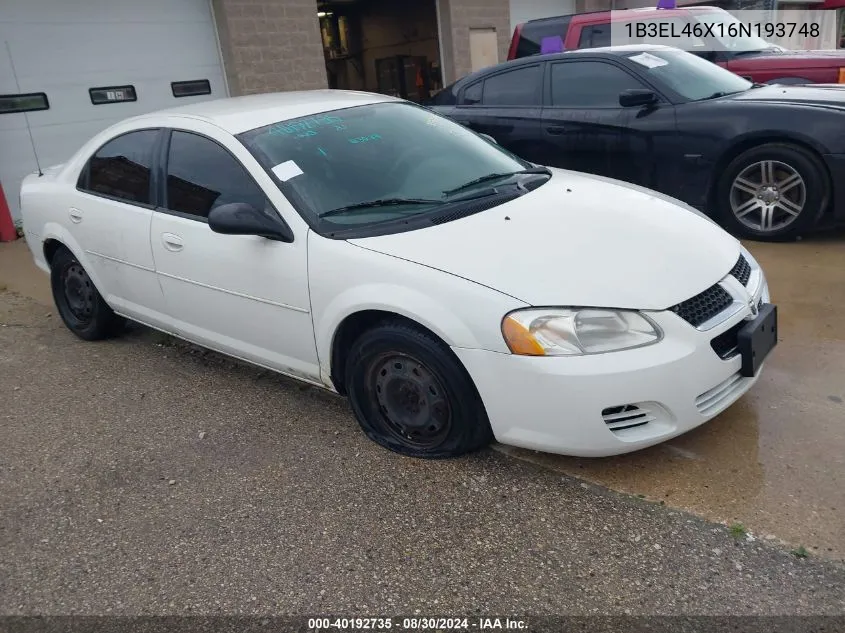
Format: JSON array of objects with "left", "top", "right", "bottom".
[
  {"left": 498, "top": 232, "right": 845, "bottom": 560},
  {"left": 1, "top": 231, "right": 844, "bottom": 571}
]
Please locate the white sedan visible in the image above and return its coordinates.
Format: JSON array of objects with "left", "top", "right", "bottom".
[{"left": 19, "top": 90, "right": 778, "bottom": 458}]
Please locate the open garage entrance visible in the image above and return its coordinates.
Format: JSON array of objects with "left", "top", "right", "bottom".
[{"left": 316, "top": 0, "right": 445, "bottom": 102}]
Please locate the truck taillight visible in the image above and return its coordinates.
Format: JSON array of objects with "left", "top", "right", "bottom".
[
  {"left": 508, "top": 24, "right": 523, "bottom": 60},
  {"left": 839, "top": 68, "right": 845, "bottom": 83}
]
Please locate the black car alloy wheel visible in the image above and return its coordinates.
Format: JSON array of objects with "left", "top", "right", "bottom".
[{"left": 729, "top": 159, "right": 806, "bottom": 233}]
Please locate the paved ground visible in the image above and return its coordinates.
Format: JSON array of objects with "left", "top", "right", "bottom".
[{"left": 1, "top": 238, "right": 844, "bottom": 616}]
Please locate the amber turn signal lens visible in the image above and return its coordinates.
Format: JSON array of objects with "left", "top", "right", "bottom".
[
  {"left": 839, "top": 68, "right": 845, "bottom": 84},
  {"left": 502, "top": 316, "right": 546, "bottom": 356}
]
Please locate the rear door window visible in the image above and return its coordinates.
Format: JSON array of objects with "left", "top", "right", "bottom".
[
  {"left": 482, "top": 65, "right": 542, "bottom": 106},
  {"left": 79, "top": 129, "right": 159, "bottom": 205}
]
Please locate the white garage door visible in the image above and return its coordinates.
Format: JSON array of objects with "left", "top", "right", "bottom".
[{"left": 0, "top": 0, "right": 228, "bottom": 220}]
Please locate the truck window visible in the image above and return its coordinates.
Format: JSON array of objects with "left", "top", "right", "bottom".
[
  {"left": 515, "top": 16, "right": 573, "bottom": 57},
  {"left": 578, "top": 25, "right": 611, "bottom": 48}
]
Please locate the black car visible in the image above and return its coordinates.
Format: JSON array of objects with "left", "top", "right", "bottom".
[{"left": 427, "top": 45, "right": 845, "bottom": 241}]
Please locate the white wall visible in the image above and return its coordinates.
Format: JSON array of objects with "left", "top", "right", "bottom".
[{"left": 509, "top": 0, "right": 577, "bottom": 32}]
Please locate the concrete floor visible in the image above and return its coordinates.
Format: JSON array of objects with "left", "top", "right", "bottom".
[{"left": 1, "top": 235, "right": 844, "bottom": 614}]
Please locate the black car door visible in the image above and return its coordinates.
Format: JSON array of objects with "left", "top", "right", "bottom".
[
  {"left": 539, "top": 58, "right": 678, "bottom": 190},
  {"left": 448, "top": 63, "right": 545, "bottom": 163}
]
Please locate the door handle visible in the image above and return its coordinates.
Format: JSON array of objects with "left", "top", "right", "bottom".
[
  {"left": 546, "top": 126, "right": 567, "bottom": 135},
  {"left": 161, "top": 233, "right": 184, "bottom": 252},
  {"left": 68, "top": 208, "right": 83, "bottom": 223}
]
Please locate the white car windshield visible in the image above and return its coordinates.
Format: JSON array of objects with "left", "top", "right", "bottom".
[
  {"left": 623, "top": 48, "right": 753, "bottom": 101},
  {"left": 238, "top": 102, "right": 536, "bottom": 228}
]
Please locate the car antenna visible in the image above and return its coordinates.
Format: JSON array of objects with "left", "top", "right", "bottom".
[{"left": 5, "top": 40, "right": 43, "bottom": 177}]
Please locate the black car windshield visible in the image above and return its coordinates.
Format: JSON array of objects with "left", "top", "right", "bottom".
[
  {"left": 622, "top": 48, "right": 752, "bottom": 101},
  {"left": 237, "top": 101, "right": 534, "bottom": 228}
]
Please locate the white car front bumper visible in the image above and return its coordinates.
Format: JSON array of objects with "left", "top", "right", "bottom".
[{"left": 455, "top": 272, "right": 772, "bottom": 458}]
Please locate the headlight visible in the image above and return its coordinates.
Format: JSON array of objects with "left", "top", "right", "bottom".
[{"left": 501, "top": 308, "right": 662, "bottom": 356}]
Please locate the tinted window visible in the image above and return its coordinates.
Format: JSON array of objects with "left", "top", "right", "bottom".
[
  {"left": 578, "top": 25, "right": 611, "bottom": 48},
  {"left": 482, "top": 66, "right": 541, "bottom": 106},
  {"left": 551, "top": 61, "right": 645, "bottom": 107},
  {"left": 430, "top": 83, "right": 459, "bottom": 106},
  {"left": 516, "top": 17, "right": 572, "bottom": 58},
  {"left": 0, "top": 92, "right": 49, "bottom": 114},
  {"left": 462, "top": 81, "right": 482, "bottom": 105},
  {"left": 165, "top": 131, "right": 269, "bottom": 219},
  {"left": 83, "top": 130, "right": 158, "bottom": 205},
  {"left": 89, "top": 85, "right": 137, "bottom": 105}
]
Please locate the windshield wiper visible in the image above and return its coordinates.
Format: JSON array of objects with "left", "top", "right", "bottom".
[
  {"left": 699, "top": 91, "right": 734, "bottom": 100},
  {"left": 320, "top": 197, "right": 445, "bottom": 218},
  {"left": 442, "top": 166, "right": 551, "bottom": 197}
]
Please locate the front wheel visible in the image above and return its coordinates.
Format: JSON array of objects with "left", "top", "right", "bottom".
[
  {"left": 50, "top": 246, "right": 125, "bottom": 340},
  {"left": 345, "top": 321, "right": 493, "bottom": 458},
  {"left": 715, "top": 143, "right": 827, "bottom": 241}
]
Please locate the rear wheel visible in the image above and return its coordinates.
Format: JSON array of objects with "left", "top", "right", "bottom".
[
  {"left": 345, "top": 321, "right": 492, "bottom": 458},
  {"left": 50, "top": 246, "right": 125, "bottom": 340},
  {"left": 716, "top": 143, "right": 827, "bottom": 241}
]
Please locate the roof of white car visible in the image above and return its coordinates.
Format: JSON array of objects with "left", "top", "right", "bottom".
[{"left": 132, "top": 89, "right": 399, "bottom": 134}]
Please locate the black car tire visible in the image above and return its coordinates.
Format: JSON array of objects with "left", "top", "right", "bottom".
[
  {"left": 716, "top": 143, "right": 827, "bottom": 241},
  {"left": 50, "top": 246, "right": 125, "bottom": 340},
  {"left": 345, "top": 320, "right": 493, "bottom": 459}
]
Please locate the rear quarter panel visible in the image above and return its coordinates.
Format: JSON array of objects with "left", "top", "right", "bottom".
[{"left": 19, "top": 171, "right": 103, "bottom": 291}]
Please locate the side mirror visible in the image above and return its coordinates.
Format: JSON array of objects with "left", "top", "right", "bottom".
[
  {"left": 619, "top": 89, "right": 658, "bottom": 108},
  {"left": 208, "top": 202, "right": 294, "bottom": 243},
  {"left": 479, "top": 133, "right": 498, "bottom": 145}
]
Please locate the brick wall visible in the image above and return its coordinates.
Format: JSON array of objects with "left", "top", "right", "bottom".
[
  {"left": 211, "top": 0, "right": 513, "bottom": 96},
  {"left": 212, "top": 0, "right": 328, "bottom": 95},
  {"left": 439, "top": 0, "right": 513, "bottom": 82}
]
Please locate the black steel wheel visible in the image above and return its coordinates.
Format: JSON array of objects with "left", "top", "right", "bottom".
[
  {"left": 345, "top": 320, "right": 492, "bottom": 458},
  {"left": 50, "top": 245, "right": 125, "bottom": 340}
]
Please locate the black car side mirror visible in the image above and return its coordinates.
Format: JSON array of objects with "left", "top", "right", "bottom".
[
  {"left": 208, "top": 202, "right": 294, "bottom": 243},
  {"left": 619, "top": 89, "right": 658, "bottom": 108}
]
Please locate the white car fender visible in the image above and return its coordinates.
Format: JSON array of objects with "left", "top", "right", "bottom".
[{"left": 308, "top": 237, "right": 525, "bottom": 384}]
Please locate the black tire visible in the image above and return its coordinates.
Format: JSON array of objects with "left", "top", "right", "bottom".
[
  {"left": 715, "top": 143, "right": 827, "bottom": 242},
  {"left": 50, "top": 246, "right": 125, "bottom": 341},
  {"left": 345, "top": 320, "right": 493, "bottom": 459}
]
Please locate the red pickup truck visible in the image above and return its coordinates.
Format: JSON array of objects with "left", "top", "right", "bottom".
[{"left": 507, "top": 6, "right": 845, "bottom": 85}]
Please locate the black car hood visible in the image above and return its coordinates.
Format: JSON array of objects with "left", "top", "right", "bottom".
[{"left": 730, "top": 84, "right": 845, "bottom": 109}]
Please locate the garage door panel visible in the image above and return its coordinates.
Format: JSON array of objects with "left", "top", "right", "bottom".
[
  {"left": 2, "top": 0, "right": 215, "bottom": 25},
  {"left": 5, "top": 23, "right": 224, "bottom": 77},
  {"left": 11, "top": 71, "right": 225, "bottom": 129},
  {"left": 0, "top": 0, "right": 227, "bottom": 220}
]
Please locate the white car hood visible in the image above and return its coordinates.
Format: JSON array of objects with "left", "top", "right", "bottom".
[{"left": 348, "top": 168, "right": 740, "bottom": 310}]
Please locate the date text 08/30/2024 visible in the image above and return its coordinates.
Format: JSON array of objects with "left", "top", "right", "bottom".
[{"left": 307, "top": 617, "right": 529, "bottom": 630}]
